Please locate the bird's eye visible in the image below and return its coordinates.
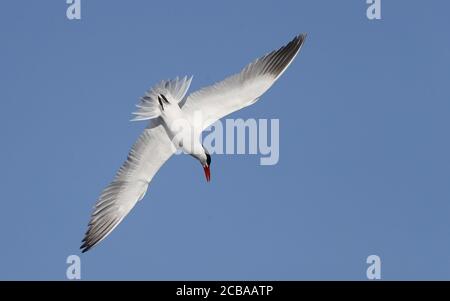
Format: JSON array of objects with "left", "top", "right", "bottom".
[{"left": 206, "top": 153, "right": 211, "bottom": 166}]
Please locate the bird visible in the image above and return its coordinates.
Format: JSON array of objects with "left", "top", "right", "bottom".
[{"left": 81, "top": 33, "right": 307, "bottom": 252}]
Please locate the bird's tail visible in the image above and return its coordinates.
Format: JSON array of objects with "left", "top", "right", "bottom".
[{"left": 131, "top": 76, "right": 193, "bottom": 121}]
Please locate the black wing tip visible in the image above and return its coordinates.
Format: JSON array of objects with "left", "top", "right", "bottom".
[
  {"left": 80, "top": 215, "right": 121, "bottom": 253},
  {"left": 264, "top": 32, "right": 307, "bottom": 77},
  {"left": 291, "top": 33, "right": 307, "bottom": 46},
  {"left": 289, "top": 33, "right": 307, "bottom": 53},
  {"left": 297, "top": 33, "right": 308, "bottom": 42},
  {"left": 80, "top": 239, "right": 91, "bottom": 253},
  {"left": 80, "top": 230, "right": 101, "bottom": 253},
  {"left": 80, "top": 227, "right": 98, "bottom": 253},
  {"left": 80, "top": 239, "right": 97, "bottom": 253}
]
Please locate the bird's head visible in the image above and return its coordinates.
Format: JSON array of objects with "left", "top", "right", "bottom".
[{"left": 199, "top": 148, "right": 211, "bottom": 182}]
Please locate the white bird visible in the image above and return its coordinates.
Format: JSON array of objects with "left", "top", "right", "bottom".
[{"left": 81, "top": 34, "right": 307, "bottom": 252}]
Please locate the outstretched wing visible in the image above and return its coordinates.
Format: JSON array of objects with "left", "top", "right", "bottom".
[
  {"left": 81, "top": 120, "right": 176, "bottom": 252},
  {"left": 181, "top": 34, "right": 306, "bottom": 130}
]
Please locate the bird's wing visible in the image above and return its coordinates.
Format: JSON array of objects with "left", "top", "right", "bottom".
[
  {"left": 81, "top": 120, "right": 175, "bottom": 252},
  {"left": 181, "top": 34, "right": 306, "bottom": 130}
]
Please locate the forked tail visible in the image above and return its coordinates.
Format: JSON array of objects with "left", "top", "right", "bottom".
[{"left": 131, "top": 75, "right": 193, "bottom": 121}]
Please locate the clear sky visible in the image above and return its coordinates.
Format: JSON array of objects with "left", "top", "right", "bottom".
[{"left": 1, "top": 1, "right": 449, "bottom": 280}]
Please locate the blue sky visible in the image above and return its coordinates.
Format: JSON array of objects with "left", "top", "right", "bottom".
[{"left": 1, "top": 1, "right": 449, "bottom": 280}]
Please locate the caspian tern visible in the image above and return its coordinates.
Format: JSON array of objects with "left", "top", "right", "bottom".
[{"left": 81, "top": 34, "right": 307, "bottom": 252}]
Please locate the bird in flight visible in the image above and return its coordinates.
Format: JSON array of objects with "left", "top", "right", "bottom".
[{"left": 81, "top": 33, "right": 307, "bottom": 252}]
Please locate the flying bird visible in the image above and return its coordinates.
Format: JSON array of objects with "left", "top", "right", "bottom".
[{"left": 81, "top": 33, "right": 307, "bottom": 252}]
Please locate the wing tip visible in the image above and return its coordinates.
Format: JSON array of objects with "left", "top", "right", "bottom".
[
  {"left": 295, "top": 33, "right": 307, "bottom": 50},
  {"left": 80, "top": 232, "right": 95, "bottom": 253},
  {"left": 264, "top": 32, "right": 307, "bottom": 78},
  {"left": 79, "top": 231, "right": 105, "bottom": 253},
  {"left": 297, "top": 32, "right": 307, "bottom": 43},
  {"left": 80, "top": 239, "right": 91, "bottom": 253}
]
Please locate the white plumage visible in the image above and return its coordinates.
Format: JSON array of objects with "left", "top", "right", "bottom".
[
  {"left": 81, "top": 34, "right": 307, "bottom": 252},
  {"left": 132, "top": 76, "right": 193, "bottom": 121}
]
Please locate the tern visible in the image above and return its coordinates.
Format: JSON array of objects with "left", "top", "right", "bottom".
[{"left": 81, "top": 34, "right": 307, "bottom": 252}]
